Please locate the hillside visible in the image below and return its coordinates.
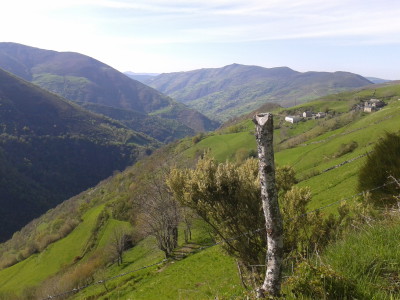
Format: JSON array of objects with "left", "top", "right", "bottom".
[
  {"left": 146, "top": 63, "right": 372, "bottom": 121},
  {"left": 0, "top": 42, "right": 219, "bottom": 133},
  {"left": 78, "top": 102, "right": 195, "bottom": 143},
  {"left": 0, "top": 68, "right": 159, "bottom": 242},
  {"left": 0, "top": 82, "right": 399, "bottom": 299}
]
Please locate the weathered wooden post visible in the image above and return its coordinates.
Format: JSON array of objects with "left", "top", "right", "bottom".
[{"left": 252, "top": 113, "right": 283, "bottom": 298}]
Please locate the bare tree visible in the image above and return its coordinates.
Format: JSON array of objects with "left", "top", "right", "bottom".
[
  {"left": 253, "top": 113, "right": 283, "bottom": 298},
  {"left": 109, "top": 227, "right": 130, "bottom": 266},
  {"left": 135, "top": 173, "right": 180, "bottom": 258}
]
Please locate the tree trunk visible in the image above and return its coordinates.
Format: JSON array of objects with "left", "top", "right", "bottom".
[
  {"left": 253, "top": 113, "right": 283, "bottom": 298},
  {"left": 173, "top": 227, "right": 178, "bottom": 248}
]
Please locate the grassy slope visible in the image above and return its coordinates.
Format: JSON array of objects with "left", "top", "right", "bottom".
[
  {"left": 184, "top": 100, "right": 400, "bottom": 214},
  {"left": 74, "top": 245, "right": 241, "bottom": 300},
  {"left": 0, "top": 205, "right": 105, "bottom": 293},
  {"left": 72, "top": 220, "right": 240, "bottom": 300},
  {"left": 185, "top": 130, "right": 256, "bottom": 162},
  {"left": 323, "top": 218, "right": 400, "bottom": 299},
  {"left": 77, "top": 97, "right": 399, "bottom": 299},
  {"left": 1, "top": 84, "right": 400, "bottom": 299}
]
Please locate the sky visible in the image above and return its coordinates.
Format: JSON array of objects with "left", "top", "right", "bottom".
[{"left": 1, "top": 0, "right": 399, "bottom": 79}]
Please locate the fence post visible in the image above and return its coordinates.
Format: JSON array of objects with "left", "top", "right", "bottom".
[{"left": 253, "top": 113, "right": 283, "bottom": 298}]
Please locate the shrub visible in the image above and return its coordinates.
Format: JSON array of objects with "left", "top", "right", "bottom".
[
  {"left": 334, "top": 141, "right": 358, "bottom": 158},
  {"left": 0, "top": 255, "right": 19, "bottom": 269},
  {"left": 35, "top": 253, "right": 105, "bottom": 299},
  {"left": 234, "top": 148, "right": 257, "bottom": 163},
  {"left": 35, "top": 233, "right": 59, "bottom": 252},
  {"left": 168, "top": 156, "right": 337, "bottom": 285},
  {"left": 58, "top": 219, "right": 79, "bottom": 237},
  {"left": 192, "top": 132, "right": 205, "bottom": 144},
  {"left": 358, "top": 132, "right": 400, "bottom": 205},
  {"left": 299, "top": 168, "right": 321, "bottom": 181}
]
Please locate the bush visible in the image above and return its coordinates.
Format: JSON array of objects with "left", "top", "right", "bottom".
[
  {"left": 192, "top": 132, "right": 205, "bottom": 144},
  {"left": 334, "top": 141, "right": 358, "bottom": 158},
  {"left": 35, "top": 253, "right": 105, "bottom": 299},
  {"left": 358, "top": 132, "right": 400, "bottom": 205},
  {"left": 168, "top": 156, "right": 338, "bottom": 285}
]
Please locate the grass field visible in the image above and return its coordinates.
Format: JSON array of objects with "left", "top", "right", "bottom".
[
  {"left": 0, "top": 205, "right": 105, "bottom": 294},
  {"left": 323, "top": 218, "right": 400, "bottom": 299},
  {"left": 71, "top": 218, "right": 243, "bottom": 300},
  {"left": 182, "top": 99, "right": 400, "bottom": 215}
]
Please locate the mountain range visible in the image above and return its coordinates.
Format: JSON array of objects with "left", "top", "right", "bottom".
[
  {"left": 145, "top": 63, "right": 373, "bottom": 121},
  {"left": 0, "top": 43, "right": 378, "bottom": 241},
  {"left": 0, "top": 42, "right": 219, "bottom": 133}
]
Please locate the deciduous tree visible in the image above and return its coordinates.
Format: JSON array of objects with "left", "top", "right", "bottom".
[
  {"left": 134, "top": 173, "right": 179, "bottom": 258},
  {"left": 109, "top": 227, "right": 130, "bottom": 266}
]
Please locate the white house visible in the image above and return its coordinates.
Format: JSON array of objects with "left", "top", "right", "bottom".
[{"left": 285, "top": 116, "right": 301, "bottom": 123}]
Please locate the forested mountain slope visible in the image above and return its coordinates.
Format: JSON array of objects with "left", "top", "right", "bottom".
[
  {"left": 0, "top": 68, "right": 157, "bottom": 241},
  {"left": 77, "top": 102, "right": 195, "bottom": 143},
  {"left": 146, "top": 63, "right": 372, "bottom": 121}
]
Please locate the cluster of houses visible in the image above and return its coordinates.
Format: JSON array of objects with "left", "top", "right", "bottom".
[
  {"left": 285, "top": 99, "right": 385, "bottom": 124},
  {"left": 284, "top": 111, "right": 326, "bottom": 124},
  {"left": 352, "top": 98, "right": 385, "bottom": 112},
  {"left": 363, "top": 99, "right": 385, "bottom": 112}
]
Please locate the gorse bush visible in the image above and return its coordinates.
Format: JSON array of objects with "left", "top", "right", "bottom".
[
  {"left": 167, "top": 156, "right": 265, "bottom": 269},
  {"left": 167, "top": 155, "right": 338, "bottom": 285}
]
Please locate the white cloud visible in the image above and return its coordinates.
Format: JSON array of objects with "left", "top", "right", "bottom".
[
  {"left": 1, "top": 0, "right": 399, "bottom": 77},
  {"left": 88, "top": 0, "right": 400, "bottom": 45},
  {"left": 3, "top": 0, "right": 400, "bottom": 46}
]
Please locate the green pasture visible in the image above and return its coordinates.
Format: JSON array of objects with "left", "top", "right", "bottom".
[{"left": 0, "top": 205, "right": 105, "bottom": 293}]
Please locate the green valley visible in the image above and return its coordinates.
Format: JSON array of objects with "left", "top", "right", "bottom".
[{"left": 0, "top": 81, "right": 399, "bottom": 299}]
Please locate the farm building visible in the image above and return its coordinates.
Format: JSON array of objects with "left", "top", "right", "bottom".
[
  {"left": 364, "top": 99, "right": 385, "bottom": 112},
  {"left": 285, "top": 116, "right": 301, "bottom": 123}
]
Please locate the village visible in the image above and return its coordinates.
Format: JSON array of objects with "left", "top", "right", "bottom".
[{"left": 284, "top": 98, "right": 385, "bottom": 123}]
